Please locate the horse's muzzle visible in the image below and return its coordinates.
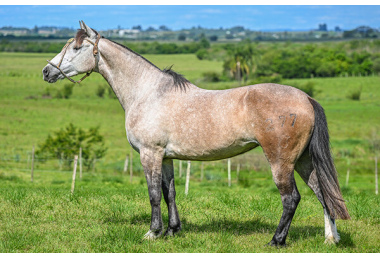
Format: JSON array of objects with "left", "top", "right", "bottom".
[{"left": 42, "top": 65, "right": 59, "bottom": 83}]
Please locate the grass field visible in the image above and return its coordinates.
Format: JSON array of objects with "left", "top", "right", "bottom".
[{"left": 0, "top": 52, "right": 379, "bottom": 252}]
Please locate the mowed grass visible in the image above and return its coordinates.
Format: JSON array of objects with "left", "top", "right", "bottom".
[
  {"left": 0, "top": 52, "right": 380, "bottom": 252},
  {"left": 0, "top": 172, "right": 379, "bottom": 253}
]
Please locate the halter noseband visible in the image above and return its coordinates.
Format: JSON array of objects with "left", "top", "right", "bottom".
[{"left": 46, "top": 33, "right": 101, "bottom": 84}]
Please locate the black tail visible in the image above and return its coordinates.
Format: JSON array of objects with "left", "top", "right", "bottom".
[{"left": 308, "top": 97, "right": 350, "bottom": 220}]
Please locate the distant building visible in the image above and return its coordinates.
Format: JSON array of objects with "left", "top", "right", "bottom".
[
  {"left": 118, "top": 29, "right": 140, "bottom": 37},
  {"left": 0, "top": 26, "right": 29, "bottom": 36}
]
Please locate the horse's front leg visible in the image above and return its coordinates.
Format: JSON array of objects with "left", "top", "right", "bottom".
[
  {"left": 162, "top": 159, "right": 181, "bottom": 236},
  {"left": 140, "top": 148, "right": 164, "bottom": 240}
]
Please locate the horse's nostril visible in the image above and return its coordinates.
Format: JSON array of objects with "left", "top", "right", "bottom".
[{"left": 43, "top": 67, "right": 49, "bottom": 77}]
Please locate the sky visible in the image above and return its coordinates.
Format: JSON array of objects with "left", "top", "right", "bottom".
[{"left": 0, "top": 3, "right": 380, "bottom": 31}]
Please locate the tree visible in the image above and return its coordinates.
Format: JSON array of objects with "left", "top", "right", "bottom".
[
  {"left": 178, "top": 34, "right": 186, "bottom": 41},
  {"left": 223, "top": 42, "right": 255, "bottom": 82},
  {"left": 159, "top": 25, "right": 171, "bottom": 31},
  {"left": 132, "top": 25, "right": 142, "bottom": 30},
  {"left": 32, "top": 25, "right": 39, "bottom": 34},
  {"left": 209, "top": 35, "right": 218, "bottom": 42},
  {"left": 145, "top": 26, "right": 156, "bottom": 32},
  {"left": 36, "top": 123, "right": 107, "bottom": 170},
  {"left": 199, "top": 36, "right": 210, "bottom": 49}
]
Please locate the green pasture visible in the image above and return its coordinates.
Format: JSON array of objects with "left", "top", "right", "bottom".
[{"left": 0, "top": 52, "right": 379, "bottom": 252}]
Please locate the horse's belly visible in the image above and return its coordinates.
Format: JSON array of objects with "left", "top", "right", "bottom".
[{"left": 164, "top": 139, "right": 259, "bottom": 161}]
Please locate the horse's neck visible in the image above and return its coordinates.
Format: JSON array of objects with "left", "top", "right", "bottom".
[{"left": 97, "top": 39, "right": 164, "bottom": 111}]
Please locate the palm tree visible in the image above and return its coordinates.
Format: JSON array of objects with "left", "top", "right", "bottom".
[{"left": 223, "top": 41, "right": 257, "bottom": 83}]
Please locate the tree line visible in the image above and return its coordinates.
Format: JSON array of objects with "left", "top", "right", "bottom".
[
  {"left": 201, "top": 39, "right": 380, "bottom": 80},
  {"left": 1, "top": 38, "right": 380, "bottom": 80},
  {"left": 0, "top": 37, "right": 210, "bottom": 54}
]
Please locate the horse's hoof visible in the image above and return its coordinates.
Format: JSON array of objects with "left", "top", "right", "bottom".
[
  {"left": 324, "top": 236, "right": 339, "bottom": 245},
  {"left": 143, "top": 230, "right": 162, "bottom": 240},
  {"left": 266, "top": 240, "right": 286, "bottom": 248},
  {"left": 164, "top": 226, "right": 182, "bottom": 237}
]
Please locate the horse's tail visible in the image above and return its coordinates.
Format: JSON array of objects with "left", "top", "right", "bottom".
[{"left": 308, "top": 97, "right": 350, "bottom": 220}]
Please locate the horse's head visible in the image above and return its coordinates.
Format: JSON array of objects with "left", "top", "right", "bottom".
[{"left": 42, "top": 21, "right": 100, "bottom": 84}]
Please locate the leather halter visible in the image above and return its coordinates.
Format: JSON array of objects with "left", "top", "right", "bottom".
[{"left": 46, "top": 33, "right": 101, "bottom": 84}]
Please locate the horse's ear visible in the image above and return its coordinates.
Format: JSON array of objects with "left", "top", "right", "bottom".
[
  {"left": 80, "top": 21, "right": 97, "bottom": 39},
  {"left": 79, "top": 20, "right": 85, "bottom": 30}
]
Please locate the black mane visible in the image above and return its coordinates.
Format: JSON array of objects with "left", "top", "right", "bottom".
[{"left": 162, "top": 66, "right": 190, "bottom": 92}]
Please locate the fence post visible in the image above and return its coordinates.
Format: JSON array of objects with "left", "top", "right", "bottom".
[
  {"left": 236, "top": 163, "right": 240, "bottom": 182},
  {"left": 31, "top": 145, "right": 35, "bottom": 183},
  {"left": 228, "top": 158, "right": 231, "bottom": 187},
  {"left": 27, "top": 152, "right": 30, "bottom": 169},
  {"left": 123, "top": 155, "right": 129, "bottom": 174},
  {"left": 71, "top": 155, "right": 78, "bottom": 195},
  {"left": 236, "top": 61, "right": 241, "bottom": 83},
  {"left": 376, "top": 155, "right": 378, "bottom": 195},
  {"left": 345, "top": 159, "right": 350, "bottom": 186},
  {"left": 79, "top": 147, "right": 82, "bottom": 180},
  {"left": 60, "top": 152, "right": 64, "bottom": 171},
  {"left": 185, "top": 161, "right": 191, "bottom": 196},
  {"left": 129, "top": 148, "right": 133, "bottom": 183},
  {"left": 92, "top": 159, "right": 96, "bottom": 173},
  {"left": 179, "top": 160, "right": 183, "bottom": 178},
  {"left": 200, "top": 162, "right": 204, "bottom": 181}
]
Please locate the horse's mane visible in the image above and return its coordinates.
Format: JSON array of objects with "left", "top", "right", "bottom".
[
  {"left": 75, "top": 29, "right": 190, "bottom": 92},
  {"left": 162, "top": 65, "right": 190, "bottom": 92}
]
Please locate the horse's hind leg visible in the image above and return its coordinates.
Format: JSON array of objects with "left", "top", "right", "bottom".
[
  {"left": 269, "top": 162, "right": 301, "bottom": 247},
  {"left": 161, "top": 159, "right": 182, "bottom": 236},
  {"left": 295, "top": 149, "right": 340, "bottom": 244}
]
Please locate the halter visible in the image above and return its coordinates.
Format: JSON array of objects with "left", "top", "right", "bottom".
[{"left": 46, "top": 33, "right": 101, "bottom": 84}]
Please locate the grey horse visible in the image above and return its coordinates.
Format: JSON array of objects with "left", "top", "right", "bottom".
[{"left": 42, "top": 21, "right": 349, "bottom": 246}]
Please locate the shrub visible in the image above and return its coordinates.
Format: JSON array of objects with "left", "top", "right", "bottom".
[
  {"left": 178, "top": 34, "right": 186, "bottom": 41},
  {"left": 96, "top": 85, "right": 106, "bottom": 98},
  {"left": 54, "top": 90, "right": 63, "bottom": 99},
  {"left": 292, "top": 81, "right": 319, "bottom": 97},
  {"left": 202, "top": 71, "right": 221, "bottom": 82},
  {"left": 347, "top": 87, "right": 362, "bottom": 101},
  {"left": 238, "top": 177, "right": 253, "bottom": 188},
  {"left": 107, "top": 87, "right": 117, "bottom": 99},
  {"left": 36, "top": 123, "right": 107, "bottom": 170},
  {"left": 42, "top": 87, "right": 52, "bottom": 98},
  {"left": 299, "top": 81, "right": 317, "bottom": 97},
  {"left": 209, "top": 35, "right": 218, "bottom": 42},
  {"left": 62, "top": 84, "right": 74, "bottom": 99},
  {"left": 196, "top": 49, "right": 209, "bottom": 60}
]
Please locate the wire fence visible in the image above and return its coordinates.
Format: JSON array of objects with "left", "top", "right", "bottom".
[{"left": 0, "top": 146, "right": 378, "bottom": 195}]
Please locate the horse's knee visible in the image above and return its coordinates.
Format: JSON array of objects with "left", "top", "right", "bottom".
[
  {"left": 149, "top": 189, "right": 162, "bottom": 207},
  {"left": 281, "top": 191, "right": 301, "bottom": 212}
]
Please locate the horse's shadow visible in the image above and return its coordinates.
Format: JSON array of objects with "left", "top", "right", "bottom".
[{"left": 124, "top": 213, "right": 354, "bottom": 248}]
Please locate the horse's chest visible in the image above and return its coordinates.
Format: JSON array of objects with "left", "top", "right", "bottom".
[{"left": 124, "top": 112, "right": 166, "bottom": 152}]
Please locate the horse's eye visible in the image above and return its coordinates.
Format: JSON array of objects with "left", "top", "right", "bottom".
[{"left": 73, "top": 46, "right": 81, "bottom": 51}]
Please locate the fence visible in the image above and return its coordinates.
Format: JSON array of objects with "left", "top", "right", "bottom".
[{"left": 0, "top": 146, "right": 378, "bottom": 196}]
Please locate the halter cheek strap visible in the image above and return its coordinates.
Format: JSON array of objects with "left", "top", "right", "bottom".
[{"left": 46, "top": 33, "right": 101, "bottom": 84}]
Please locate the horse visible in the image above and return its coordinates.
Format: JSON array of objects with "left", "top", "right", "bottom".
[{"left": 42, "top": 21, "right": 350, "bottom": 246}]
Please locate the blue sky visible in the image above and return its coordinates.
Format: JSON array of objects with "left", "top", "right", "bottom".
[{"left": 1, "top": 5, "right": 379, "bottom": 31}]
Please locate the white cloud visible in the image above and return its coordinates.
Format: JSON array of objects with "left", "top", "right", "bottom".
[{"left": 199, "top": 8, "right": 223, "bottom": 14}]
